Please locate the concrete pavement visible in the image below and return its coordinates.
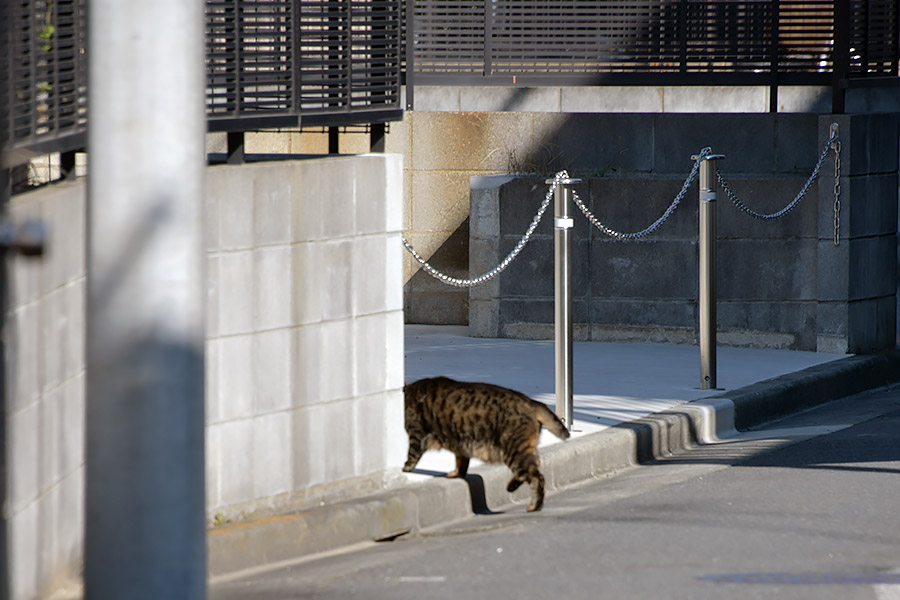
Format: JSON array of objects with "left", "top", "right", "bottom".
[
  {"left": 208, "top": 326, "right": 900, "bottom": 578},
  {"left": 212, "top": 386, "right": 900, "bottom": 600}
]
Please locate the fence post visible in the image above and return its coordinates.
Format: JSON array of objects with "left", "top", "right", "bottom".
[
  {"left": 548, "top": 176, "right": 580, "bottom": 429},
  {"left": 484, "top": 0, "right": 493, "bottom": 77},
  {"left": 694, "top": 153, "right": 725, "bottom": 390},
  {"left": 832, "top": 0, "right": 851, "bottom": 114}
]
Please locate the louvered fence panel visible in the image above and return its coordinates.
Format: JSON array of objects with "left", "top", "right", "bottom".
[
  {"left": 412, "top": 0, "right": 485, "bottom": 73},
  {"left": 207, "top": 0, "right": 403, "bottom": 129},
  {"left": 486, "top": 2, "right": 772, "bottom": 74},
  {"left": 849, "top": 0, "right": 900, "bottom": 75},
  {"left": 296, "top": 0, "right": 350, "bottom": 114},
  {"left": 682, "top": 2, "right": 772, "bottom": 73},
  {"left": 348, "top": 0, "right": 402, "bottom": 111},
  {"left": 2, "top": 0, "right": 404, "bottom": 167},
  {"left": 777, "top": 1, "right": 833, "bottom": 73},
  {"left": 410, "top": 0, "right": 899, "bottom": 85},
  {"left": 206, "top": 0, "right": 296, "bottom": 128},
  {"left": 2, "top": 0, "right": 87, "bottom": 165}
]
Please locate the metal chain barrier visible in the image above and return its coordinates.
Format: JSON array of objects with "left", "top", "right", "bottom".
[
  {"left": 715, "top": 125, "right": 842, "bottom": 246},
  {"left": 831, "top": 128, "right": 842, "bottom": 246},
  {"left": 402, "top": 151, "right": 712, "bottom": 286},
  {"left": 400, "top": 171, "right": 568, "bottom": 287},
  {"left": 402, "top": 127, "right": 843, "bottom": 287},
  {"left": 570, "top": 148, "right": 711, "bottom": 240}
]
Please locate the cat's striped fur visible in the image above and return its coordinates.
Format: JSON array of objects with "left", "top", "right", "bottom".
[{"left": 402, "top": 376, "right": 570, "bottom": 512}]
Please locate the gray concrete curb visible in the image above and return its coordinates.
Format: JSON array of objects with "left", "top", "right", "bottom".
[{"left": 208, "top": 350, "right": 900, "bottom": 578}]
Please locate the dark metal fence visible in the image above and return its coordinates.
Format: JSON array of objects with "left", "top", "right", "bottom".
[
  {"left": 5, "top": 1, "right": 900, "bottom": 170},
  {"left": 408, "top": 0, "right": 900, "bottom": 111},
  {"left": 2, "top": 0, "right": 404, "bottom": 170},
  {"left": 206, "top": 0, "right": 403, "bottom": 131},
  {"left": 1, "top": 0, "right": 88, "bottom": 169}
]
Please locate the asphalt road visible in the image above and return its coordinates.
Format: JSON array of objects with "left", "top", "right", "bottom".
[{"left": 212, "top": 384, "right": 900, "bottom": 600}]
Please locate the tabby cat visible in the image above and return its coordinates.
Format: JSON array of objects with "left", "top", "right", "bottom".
[{"left": 402, "top": 376, "right": 570, "bottom": 512}]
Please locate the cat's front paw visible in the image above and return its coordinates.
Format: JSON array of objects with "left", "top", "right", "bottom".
[{"left": 402, "top": 462, "right": 416, "bottom": 472}]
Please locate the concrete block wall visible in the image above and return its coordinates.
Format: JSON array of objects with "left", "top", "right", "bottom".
[
  {"left": 4, "top": 180, "right": 87, "bottom": 600},
  {"left": 2, "top": 153, "right": 406, "bottom": 599},
  {"left": 469, "top": 114, "right": 898, "bottom": 353},
  {"left": 817, "top": 114, "right": 899, "bottom": 353},
  {"left": 204, "top": 155, "right": 407, "bottom": 522},
  {"left": 392, "top": 85, "right": 900, "bottom": 327}
]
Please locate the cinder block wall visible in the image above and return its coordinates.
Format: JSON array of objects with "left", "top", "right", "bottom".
[
  {"left": 2, "top": 153, "right": 406, "bottom": 600},
  {"left": 816, "top": 114, "right": 900, "bottom": 353},
  {"left": 205, "top": 155, "right": 407, "bottom": 523},
  {"left": 4, "top": 181, "right": 86, "bottom": 600},
  {"left": 404, "top": 110, "right": 831, "bottom": 332},
  {"left": 470, "top": 114, "right": 898, "bottom": 353},
  {"left": 392, "top": 85, "right": 899, "bottom": 330}
]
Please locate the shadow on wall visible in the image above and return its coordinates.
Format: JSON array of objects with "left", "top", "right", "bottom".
[{"left": 404, "top": 218, "right": 469, "bottom": 324}]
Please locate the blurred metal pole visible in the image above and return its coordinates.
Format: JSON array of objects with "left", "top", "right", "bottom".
[
  {"left": 548, "top": 176, "right": 580, "bottom": 429},
  {"left": 85, "top": 1, "right": 207, "bottom": 599},
  {"left": 695, "top": 153, "right": 725, "bottom": 390},
  {"left": 0, "top": 40, "right": 8, "bottom": 599}
]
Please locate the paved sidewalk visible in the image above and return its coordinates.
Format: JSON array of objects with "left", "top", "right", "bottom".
[
  {"left": 208, "top": 326, "right": 900, "bottom": 578},
  {"left": 402, "top": 325, "right": 843, "bottom": 478}
]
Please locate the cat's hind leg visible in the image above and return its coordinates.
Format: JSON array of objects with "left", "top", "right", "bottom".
[
  {"left": 504, "top": 451, "right": 546, "bottom": 511},
  {"left": 447, "top": 454, "right": 470, "bottom": 478},
  {"left": 525, "top": 469, "right": 545, "bottom": 512},
  {"left": 506, "top": 475, "right": 524, "bottom": 492},
  {"left": 505, "top": 464, "right": 544, "bottom": 511},
  {"left": 503, "top": 424, "right": 545, "bottom": 511}
]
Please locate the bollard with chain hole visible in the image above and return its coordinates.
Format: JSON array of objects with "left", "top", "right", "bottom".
[
  {"left": 692, "top": 152, "right": 725, "bottom": 391},
  {"left": 547, "top": 175, "right": 580, "bottom": 430}
]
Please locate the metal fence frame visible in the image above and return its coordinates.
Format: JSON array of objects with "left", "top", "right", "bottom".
[
  {"left": 2, "top": 0, "right": 404, "bottom": 171},
  {"left": 1, "top": 0, "right": 88, "bottom": 169},
  {"left": 5, "top": 1, "right": 900, "bottom": 171},
  {"left": 406, "top": 0, "right": 900, "bottom": 113},
  {"left": 206, "top": 0, "right": 404, "bottom": 132}
]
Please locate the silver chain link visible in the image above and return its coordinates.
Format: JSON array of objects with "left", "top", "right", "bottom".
[
  {"left": 716, "top": 127, "right": 841, "bottom": 225},
  {"left": 571, "top": 148, "right": 710, "bottom": 240},
  {"left": 831, "top": 131, "right": 842, "bottom": 246},
  {"left": 400, "top": 171, "right": 565, "bottom": 287}
]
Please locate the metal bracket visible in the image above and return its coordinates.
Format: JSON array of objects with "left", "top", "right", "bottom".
[{"left": 0, "top": 218, "right": 46, "bottom": 256}]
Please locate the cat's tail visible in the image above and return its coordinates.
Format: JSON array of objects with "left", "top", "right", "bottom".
[{"left": 535, "top": 403, "right": 571, "bottom": 440}]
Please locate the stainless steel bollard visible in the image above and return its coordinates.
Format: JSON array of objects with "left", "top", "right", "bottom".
[
  {"left": 547, "top": 176, "right": 580, "bottom": 429},
  {"left": 693, "top": 153, "right": 725, "bottom": 390}
]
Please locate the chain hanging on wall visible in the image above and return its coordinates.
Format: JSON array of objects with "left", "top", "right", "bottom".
[
  {"left": 715, "top": 123, "right": 842, "bottom": 245},
  {"left": 830, "top": 124, "right": 842, "bottom": 246}
]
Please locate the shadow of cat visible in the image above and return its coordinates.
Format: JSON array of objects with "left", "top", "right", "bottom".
[
  {"left": 463, "top": 473, "right": 505, "bottom": 514},
  {"left": 407, "top": 468, "right": 505, "bottom": 515}
]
